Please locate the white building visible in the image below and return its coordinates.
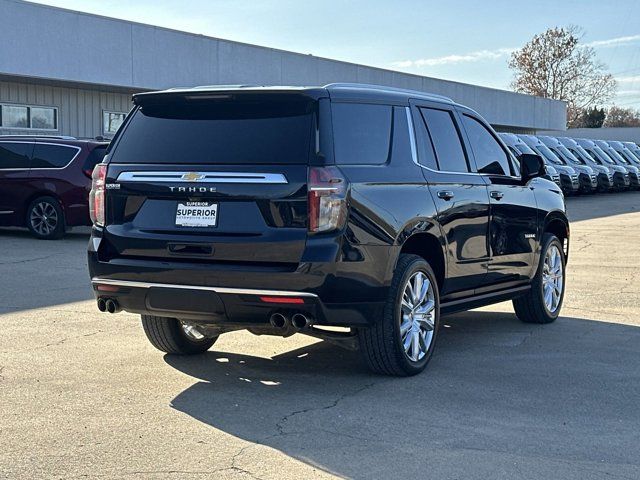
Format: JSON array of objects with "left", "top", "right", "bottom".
[{"left": 0, "top": 0, "right": 567, "bottom": 139}]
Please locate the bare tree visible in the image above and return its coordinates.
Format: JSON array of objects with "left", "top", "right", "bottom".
[
  {"left": 508, "top": 26, "right": 616, "bottom": 127},
  {"left": 604, "top": 106, "right": 640, "bottom": 128}
]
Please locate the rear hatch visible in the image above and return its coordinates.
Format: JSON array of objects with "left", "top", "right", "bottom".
[{"left": 101, "top": 91, "right": 321, "bottom": 266}]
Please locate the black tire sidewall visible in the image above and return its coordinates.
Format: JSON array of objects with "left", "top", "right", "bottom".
[
  {"left": 390, "top": 257, "right": 440, "bottom": 375},
  {"left": 26, "top": 196, "right": 65, "bottom": 240}
]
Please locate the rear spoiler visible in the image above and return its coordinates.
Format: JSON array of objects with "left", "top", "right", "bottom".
[{"left": 133, "top": 86, "right": 328, "bottom": 106}]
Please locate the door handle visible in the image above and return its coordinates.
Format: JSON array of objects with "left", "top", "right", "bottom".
[
  {"left": 490, "top": 191, "right": 504, "bottom": 200},
  {"left": 437, "top": 190, "right": 455, "bottom": 201}
]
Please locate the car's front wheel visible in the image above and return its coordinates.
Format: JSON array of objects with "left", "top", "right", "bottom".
[
  {"left": 141, "top": 315, "right": 217, "bottom": 354},
  {"left": 513, "top": 234, "right": 566, "bottom": 324},
  {"left": 26, "top": 196, "right": 65, "bottom": 240},
  {"left": 359, "top": 254, "right": 440, "bottom": 376}
]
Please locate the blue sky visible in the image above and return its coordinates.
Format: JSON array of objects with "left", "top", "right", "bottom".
[{"left": 32, "top": 0, "right": 640, "bottom": 107}]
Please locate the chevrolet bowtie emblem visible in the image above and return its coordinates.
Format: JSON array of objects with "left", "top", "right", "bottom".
[{"left": 181, "top": 172, "right": 206, "bottom": 182}]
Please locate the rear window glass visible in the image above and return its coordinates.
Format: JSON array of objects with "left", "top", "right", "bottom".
[
  {"left": 83, "top": 146, "right": 107, "bottom": 171},
  {"left": 110, "top": 96, "right": 315, "bottom": 164},
  {"left": 0, "top": 142, "right": 32, "bottom": 169},
  {"left": 332, "top": 103, "right": 392, "bottom": 165},
  {"left": 31, "top": 143, "right": 79, "bottom": 168}
]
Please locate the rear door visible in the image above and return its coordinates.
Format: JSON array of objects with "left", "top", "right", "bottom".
[
  {"left": 0, "top": 141, "right": 34, "bottom": 226},
  {"left": 410, "top": 100, "right": 490, "bottom": 296},
  {"left": 102, "top": 93, "right": 317, "bottom": 265},
  {"left": 457, "top": 111, "right": 537, "bottom": 288}
]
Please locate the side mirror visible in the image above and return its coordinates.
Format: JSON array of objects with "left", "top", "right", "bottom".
[{"left": 519, "top": 153, "right": 546, "bottom": 183}]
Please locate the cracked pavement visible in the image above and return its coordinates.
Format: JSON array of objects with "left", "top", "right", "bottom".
[{"left": 1, "top": 193, "right": 640, "bottom": 479}]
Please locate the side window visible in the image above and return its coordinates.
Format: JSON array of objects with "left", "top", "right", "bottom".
[
  {"left": 332, "top": 103, "right": 392, "bottom": 165},
  {"left": 412, "top": 108, "right": 438, "bottom": 170},
  {"left": 31, "top": 144, "right": 79, "bottom": 168},
  {"left": 0, "top": 142, "right": 32, "bottom": 169},
  {"left": 461, "top": 115, "right": 512, "bottom": 176},
  {"left": 419, "top": 107, "right": 468, "bottom": 173}
]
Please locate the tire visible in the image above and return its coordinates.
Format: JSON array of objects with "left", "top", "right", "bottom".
[
  {"left": 141, "top": 315, "right": 217, "bottom": 354},
  {"left": 26, "top": 196, "right": 65, "bottom": 240},
  {"left": 513, "top": 234, "right": 566, "bottom": 324},
  {"left": 358, "top": 254, "right": 440, "bottom": 376}
]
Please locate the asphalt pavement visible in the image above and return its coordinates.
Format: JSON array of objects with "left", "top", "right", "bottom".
[{"left": 1, "top": 192, "right": 639, "bottom": 479}]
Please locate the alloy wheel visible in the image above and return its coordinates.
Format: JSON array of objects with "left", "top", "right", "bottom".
[
  {"left": 400, "top": 271, "right": 436, "bottom": 362},
  {"left": 542, "top": 244, "right": 564, "bottom": 313},
  {"left": 30, "top": 201, "right": 58, "bottom": 236}
]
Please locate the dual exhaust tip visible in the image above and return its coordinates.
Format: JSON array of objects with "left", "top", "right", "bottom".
[
  {"left": 97, "top": 297, "right": 120, "bottom": 314},
  {"left": 270, "top": 312, "right": 311, "bottom": 330}
]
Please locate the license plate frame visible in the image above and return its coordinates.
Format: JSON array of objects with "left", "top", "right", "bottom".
[{"left": 175, "top": 202, "right": 218, "bottom": 228}]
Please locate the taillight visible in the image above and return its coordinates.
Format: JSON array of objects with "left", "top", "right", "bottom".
[
  {"left": 89, "top": 163, "right": 107, "bottom": 226},
  {"left": 308, "top": 166, "right": 347, "bottom": 233}
]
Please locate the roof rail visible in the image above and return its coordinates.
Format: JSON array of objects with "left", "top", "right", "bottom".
[
  {"left": 0, "top": 134, "right": 77, "bottom": 140},
  {"left": 324, "top": 83, "right": 454, "bottom": 102}
]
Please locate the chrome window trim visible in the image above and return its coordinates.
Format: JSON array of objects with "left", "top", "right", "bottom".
[
  {"left": 0, "top": 141, "right": 81, "bottom": 171},
  {"left": 116, "top": 171, "right": 288, "bottom": 184},
  {"left": 91, "top": 278, "right": 318, "bottom": 298},
  {"left": 405, "top": 107, "right": 480, "bottom": 177}
]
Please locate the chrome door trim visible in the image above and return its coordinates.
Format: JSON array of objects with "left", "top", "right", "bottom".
[
  {"left": 116, "top": 171, "right": 288, "bottom": 184},
  {"left": 91, "top": 277, "right": 318, "bottom": 298}
]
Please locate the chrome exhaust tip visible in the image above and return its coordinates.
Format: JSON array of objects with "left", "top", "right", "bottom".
[
  {"left": 97, "top": 297, "right": 107, "bottom": 312},
  {"left": 270, "top": 312, "right": 288, "bottom": 329},
  {"left": 291, "top": 313, "right": 311, "bottom": 330},
  {"left": 105, "top": 298, "right": 120, "bottom": 314}
]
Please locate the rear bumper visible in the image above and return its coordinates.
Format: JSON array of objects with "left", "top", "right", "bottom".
[
  {"left": 90, "top": 276, "right": 382, "bottom": 327},
  {"left": 88, "top": 231, "right": 391, "bottom": 327}
]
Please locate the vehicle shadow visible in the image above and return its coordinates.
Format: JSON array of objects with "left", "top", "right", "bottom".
[
  {"left": 165, "top": 310, "right": 640, "bottom": 478},
  {"left": 566, "top": 190, "right": 640, "bottom": 222}
]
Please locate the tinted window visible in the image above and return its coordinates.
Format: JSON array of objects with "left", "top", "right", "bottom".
[
  {"left": 83, "top": 146, "right": 107, "bottom": 171},
  {"left": 111, "top": 96, "right": 315, "bottom": 164},
  {"left": 31, "top": 144, "right": 78, "bottom": 168},
  {"left": 462, "top": 115, "right": 512, "bottom": 175},
  {"left": 413, "top": 109, "right": 438, "bottom": 169},
  {"left": 0, "top": 142, "right": 32, "bottom": 169},
  {"left": 332, "top": 103, "right": 392, "bottom": 165},
  {"left": 420, "top": 108, "right": 468, "bottom": 172}
]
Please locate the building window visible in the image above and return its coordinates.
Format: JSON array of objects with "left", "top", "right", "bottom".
[
  {"left": 0, "top": 104, "right": 58, "bottom": 130},
  {"left": 103, "top": 111, "right": 126, "bottom": 135}
]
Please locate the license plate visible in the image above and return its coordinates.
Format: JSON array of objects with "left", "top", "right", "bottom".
[{"left": 175, "top": 202, "right": 218, "bottom": 227}]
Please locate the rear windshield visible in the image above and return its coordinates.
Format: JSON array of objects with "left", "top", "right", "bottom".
[{"left": 110, "top": 95, "right": 316, "bottom": 165}]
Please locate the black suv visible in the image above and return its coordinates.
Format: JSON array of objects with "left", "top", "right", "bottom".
[{"left": 88, "top": 84, "right": 569, "bottom": 376}]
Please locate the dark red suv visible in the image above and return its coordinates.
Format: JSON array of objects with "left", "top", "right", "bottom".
[{"left": 0, "top": 136, "right": 108, "bottom": 239}]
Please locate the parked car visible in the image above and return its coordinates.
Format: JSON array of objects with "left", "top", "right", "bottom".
[
  {"left": 537, "top": 136, "right": 598, "bottom": 193},
  {"left": 517, "top": 134, "right": 579, "bottom": 194},
  {"left": 575, "top": 138, "right": 630, "bottom": 190},
  {"left": 498, "top": 133, "right": 561, "bottom": 187},
  {"left": 556, "top": 137, "right": 614, "bottom": 192},
  {"left": 0, "top": 136, "right": 108, "bottom": 239},
  {"left": 597, "top": 140, "right": 640, "bottom": 188},
  {"left": 88, "top": 83, "right": 569, "bottom": 377},
  {"left": 623, "top": 142, "right": 640, "bottom": 164}
]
